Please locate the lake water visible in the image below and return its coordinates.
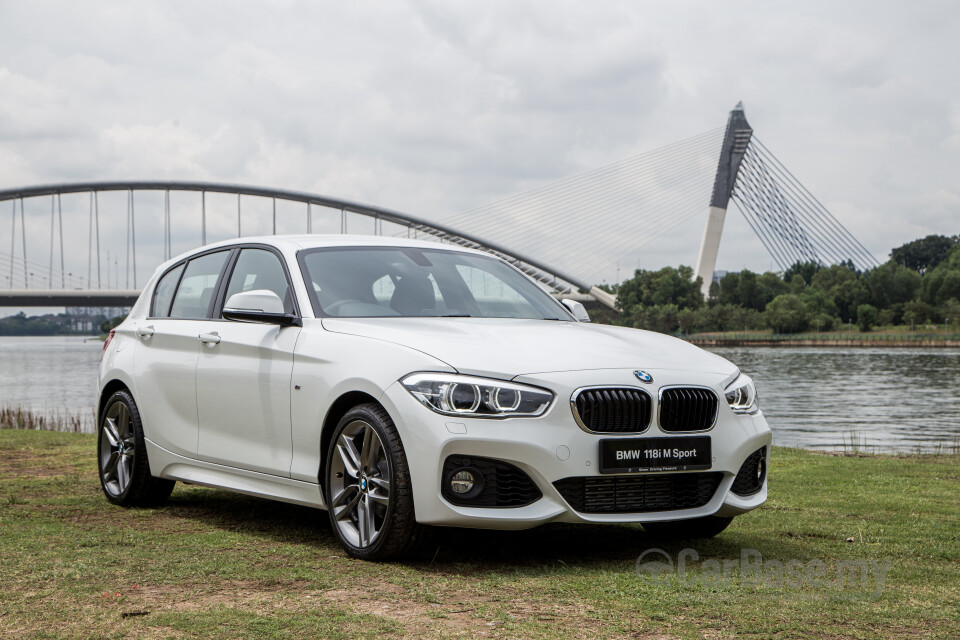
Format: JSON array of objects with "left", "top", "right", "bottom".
[
  {"left": 0, "top": 337, "right": 957, "bottom": 452},
  {"left": 0, "top": 336, "right": 102, "bottom": 428},
  {"left": 707, "top": 346, "right": 960, "bottom": 452}
]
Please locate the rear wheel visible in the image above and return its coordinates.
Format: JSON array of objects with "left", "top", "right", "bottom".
[
  {"left": 98, "top": 390, "right": 175, "bottom": 507},
  {"left": 642, "top": 515, "right": 734, "bottom": 539},
  {"left": 325, "top": 403, "right": 422, "bottom": 560}
]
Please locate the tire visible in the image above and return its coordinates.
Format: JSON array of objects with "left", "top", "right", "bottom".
[
  {"left": 324, "top": 403, "right": 423, "bottom": 561},
  {"left": 642, "top": 515, "right": 734, "bottom": 540},
  {"left": 97, "top": 390, "right": 175, "bottom": 507}
]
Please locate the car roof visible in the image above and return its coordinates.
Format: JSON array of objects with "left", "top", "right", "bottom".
[{"left": 168, "top": 234, "right": 490, "bottom": 263}]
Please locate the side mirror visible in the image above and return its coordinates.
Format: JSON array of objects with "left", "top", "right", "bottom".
[
  {"left": 222, "top": 290, "right": 301, "bottom": 326},
  {"left": 562, "top": 299, "right": 591, "bottom": 322}
]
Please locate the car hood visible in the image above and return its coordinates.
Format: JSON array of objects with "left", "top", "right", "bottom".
[{"left": 320, "top": 317, "right": 737, "bottom": 378}]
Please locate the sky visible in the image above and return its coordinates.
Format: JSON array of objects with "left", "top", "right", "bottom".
[{"left": 1, "top": 0, "right": 958, "bottom": 312}]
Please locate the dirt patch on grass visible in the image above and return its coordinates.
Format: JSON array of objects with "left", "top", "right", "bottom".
[
  {"left": 320, "top": 584, "right": 637, "bottom": 639},
  {"left": 65, "top": 507, "right": 210, "bottom": 535},
  {"left": 0, "top": 447, "right": 79, "bottom": 478},
  {"left": 127, "top": 579, "right": 311, "bottom": 613}
]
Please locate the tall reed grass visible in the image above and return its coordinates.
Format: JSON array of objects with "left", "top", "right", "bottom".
[{"left": 0, "top": 406, "right": 93, "bottom": 433}]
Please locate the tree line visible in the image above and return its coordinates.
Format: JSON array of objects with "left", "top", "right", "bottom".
[
  {"left": 609, "top": 234, "right": 960, "bottom": 334},
  {"left": 0, "top": 311, "right": 125, "bottom": 336}
]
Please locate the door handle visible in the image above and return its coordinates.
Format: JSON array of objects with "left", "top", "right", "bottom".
[
  {"left": 199, "top": 332, "right": 221, "bottom": 346},
  {"left": 137, "top": 326, "right": 155, "bottom": 340}
]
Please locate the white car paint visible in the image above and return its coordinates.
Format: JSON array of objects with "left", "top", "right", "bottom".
[{"left": 99, "top": 234, "right": 771, "bottom": 532}]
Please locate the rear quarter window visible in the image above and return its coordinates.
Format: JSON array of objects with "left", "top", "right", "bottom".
[{"left": 151, "top": 264, "right": 185, "bottom": 318}]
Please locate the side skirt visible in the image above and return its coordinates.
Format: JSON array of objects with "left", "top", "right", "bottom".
[{"left": 145, "top": 439, "right": 326, "bottom": 509}]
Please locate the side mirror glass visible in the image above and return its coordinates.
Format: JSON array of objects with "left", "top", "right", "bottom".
[
  {"left": 222, "top": 290, "right": 300, "bottom": 326},
  {"left": 561, "top": 299, "right": 591, "bottom": 322}
]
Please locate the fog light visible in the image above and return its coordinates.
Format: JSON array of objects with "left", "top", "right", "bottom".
[
  {"left": 756, "top": 456, "right": 766, "bottom": 482},
  {"left": 450, "top": 470, "right": 476, "bottom": 494}
]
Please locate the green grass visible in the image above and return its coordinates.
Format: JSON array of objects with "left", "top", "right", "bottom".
[{"left": 1, "top": 430, "right": 958, "bottom": 639}]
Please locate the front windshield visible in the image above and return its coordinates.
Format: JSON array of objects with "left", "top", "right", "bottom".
[{"left": 298, "top": 246, "right": 572, "bottom": 320}]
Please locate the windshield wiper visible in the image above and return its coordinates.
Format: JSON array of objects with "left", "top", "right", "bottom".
[{"left": 433, "top": 313, "right": 472, "bottom": 317}]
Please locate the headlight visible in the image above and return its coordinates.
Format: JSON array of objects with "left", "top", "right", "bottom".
[
  {"left": 401, "top": 373, "right": 553, "bottom": 418},
  {"left": 725, "top": 373, "right": 759, "bottom": 414}
]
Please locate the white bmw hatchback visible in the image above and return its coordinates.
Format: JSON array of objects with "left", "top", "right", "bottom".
[{"left": 98, "top": 235, "right": 771, "bottom": 560}]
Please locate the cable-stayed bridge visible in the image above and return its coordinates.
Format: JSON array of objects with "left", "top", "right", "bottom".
[{"left": 0, "top": 104, "right": 878, "bottom": 310}]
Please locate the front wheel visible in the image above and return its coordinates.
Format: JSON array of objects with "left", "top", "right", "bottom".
[
  {"left": 324, "top": 403, "right": 422, "bottom": 561},
  {"left": 642, "top": 515, "right": 734, "bottom": 540},
  {"left": 98, "top": 390, "right": 175, "bottom": 507}
]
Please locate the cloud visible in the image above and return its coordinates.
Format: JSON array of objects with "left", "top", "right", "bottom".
[{"left": 0, "top": 0, "right": 957, "bottom": 292}]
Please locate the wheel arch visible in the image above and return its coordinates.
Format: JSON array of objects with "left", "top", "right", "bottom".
[
  {"left": 318, "top": 390, "right": 386, "bottom": 490},
  {"left": 98, "top": 379, "right": 132, "bottom": 423}
]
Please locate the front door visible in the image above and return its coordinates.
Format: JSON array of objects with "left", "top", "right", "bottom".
[{"left": 196, "top": 247, "right": 300, "bottom": 476}]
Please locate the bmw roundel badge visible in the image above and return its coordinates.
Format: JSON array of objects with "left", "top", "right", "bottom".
[{"left": 634, "top": 370, "right": 654, "bottom": 384}]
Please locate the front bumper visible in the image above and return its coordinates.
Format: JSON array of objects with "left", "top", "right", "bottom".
[{"left": 380, "top": 367, "right": 772, "bottom": 529}]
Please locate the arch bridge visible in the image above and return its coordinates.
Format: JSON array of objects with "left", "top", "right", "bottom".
[{"left": 0, "top": 104, "right": 878, "bottom": 311}]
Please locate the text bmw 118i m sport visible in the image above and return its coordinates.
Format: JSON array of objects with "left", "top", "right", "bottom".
[{"left": 97, "top": 235, "right": 770, "bottom": 560}]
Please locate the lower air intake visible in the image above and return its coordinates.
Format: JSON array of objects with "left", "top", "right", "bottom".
[{"left": 553, "top": 472, "right": 723, "bottom": 514}]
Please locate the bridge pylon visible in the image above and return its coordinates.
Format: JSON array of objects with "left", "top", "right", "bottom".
[{"left": 694, "top": 102, "right": 753, "bottom": 296}]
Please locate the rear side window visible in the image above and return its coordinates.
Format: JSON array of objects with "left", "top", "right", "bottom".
[
  {"left": 168, "top": 251, "right": 230, "bottom": 319},
  {"left": 151, "top": 264, "right": 184, "bottom": 318}
]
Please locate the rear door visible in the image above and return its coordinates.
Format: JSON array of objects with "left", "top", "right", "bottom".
[
  {"left": 196, "top": 247, "right": 301, "bottom": 476},
  {"left": 133, "top": 250, "right": 232, "bottom": 459}
]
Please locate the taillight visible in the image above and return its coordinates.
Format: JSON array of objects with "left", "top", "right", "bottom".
[{"left": 101, "top": 329, "right": 116, "bottom": 361}]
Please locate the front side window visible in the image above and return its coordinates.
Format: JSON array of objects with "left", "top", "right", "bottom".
[
  {"left": 222, "top": 248, "right": 295, "bottom": 315},
  {"left": 152, "top": 263, "right": 185, "bottom": 318},
  {"left": 168, "top": 251, "right": 230, "bottom": 319},
  {"left": 298, "top": 247, "right": 571, "bottom": 320}
]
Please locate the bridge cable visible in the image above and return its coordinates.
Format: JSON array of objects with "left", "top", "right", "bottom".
[
  {"left": 523, "top": 140, "right": 724, "bottom": 261},
  {"left": 747, "top": 149, "right": 819, "bottom": 261},
  {"left": 734, "top": 153, "right": 810, "bottom": 268},
  {"left": 131, "top": 191, "right": 137, "bottom": 288},
  {"left": 19, "top": 198, "right": 27, "bottom": 288},
  {"left": 438, "top": 132, "right": 718, "bottom": 243},
  {"left": 445, "top": 128, "right": 724, "bottom": 227},
  {"left": 752, "top": 138, "right": 875, "bottom": 266},
  {"left": 751, "top": 139, "right": 878, "bottom": 269},
  {"left": 0, "top": 251, "right": 90, "bottom": 290},
  {"left": 435, "top": 128, "right": 723, "bottom": 279},
  {"left": 740, "top": 147, "right": 852, "bottom": 266},
  {"left": 8, "top": 200, "right": 15, "bottom": 288},
  {"left": 441, "top": 129, "right": 722, "bottom": 242},
  {"left": 48, "top": 197, "right": 55, "bottom": 289},
  {"left": 95, "top": 192, "right": 102, "bottom": 289},
  {"left": 736, "top": 153, "right": 842, "bottom": 266},
  {"left": 747, "top": 140, "right": 873, "bottom": 268},
  {"left": 58, "top": 194, "right": 65, "bottom": 288}
]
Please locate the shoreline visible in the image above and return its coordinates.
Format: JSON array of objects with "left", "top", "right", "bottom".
[
  {"left": 686, "top": 333, "right": 960, "bottom": 347},
  {"left": 3, "top": 408, "right": 957, "bottom": 455}
]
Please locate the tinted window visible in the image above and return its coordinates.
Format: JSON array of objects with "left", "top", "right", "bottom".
[
  {"left": 152, "top": 263, "right": 184, "bottom": 318},
  {"left": 223, "top": 249, "right": 294, "bottom": 315},
  {"left": 168, "top": 251, "right": 229, "bottom": 319},
  {"left": 299, "top": 247, "right": 570, "bottom": 320}
]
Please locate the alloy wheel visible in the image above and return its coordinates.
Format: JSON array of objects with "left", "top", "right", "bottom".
[
  {"left": 99, "top": 401, "right": 136, "bottom": 497},
  {"left": 329, "top": 419, "right": 392, "bottom": 548}
]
